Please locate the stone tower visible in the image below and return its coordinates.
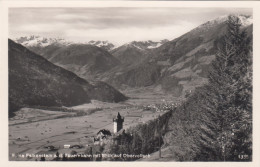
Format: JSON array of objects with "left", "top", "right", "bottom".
[{"left": 113, "top": 112, "right": 124, "bottom": 133}]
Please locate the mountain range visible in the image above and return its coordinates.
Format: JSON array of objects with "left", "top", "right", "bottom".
[
  {"left": 15, "top": 36, "right": 116, "bottom": 50},
  {"left": 102, "top": 14, "right": 253, "bottom": 96},
  {"left": 13, "top": 14, "right": 253, "bottom": 98},
  {"left": 8, "top": 39, "right": 127, "bottom": 117},
  {"left": 15, "top": 36, "right": 168, "bottom": 52},
  {"left": 15, "top": 36, "right": 169, "bottom": 80},
  {"left": 110, "top": 40, "right": 169, "bottom": 65}
]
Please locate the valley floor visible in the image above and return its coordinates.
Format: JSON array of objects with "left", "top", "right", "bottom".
[{"left": 9, "top": 87, "right": 179, "bottom": 161}]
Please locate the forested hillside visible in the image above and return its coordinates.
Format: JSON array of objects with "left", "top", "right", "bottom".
[
  {"left": 96, "top": 15, "right": 252, "bottom": 161},
  {"left": 161, "top": 15, "right": 252, "bottom": 161}
]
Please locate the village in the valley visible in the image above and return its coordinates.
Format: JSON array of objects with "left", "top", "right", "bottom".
[{"left": 9, "top": 90, "right": 178, "bottom": 161}]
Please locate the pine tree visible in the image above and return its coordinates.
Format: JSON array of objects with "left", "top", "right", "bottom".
[{"left": 197, "top": 15, "right": 252, "bottom": 161}]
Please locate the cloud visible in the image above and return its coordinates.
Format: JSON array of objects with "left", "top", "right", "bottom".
[
  {"left": 64, "top": 21, "right": 197, "bottom": 45},
  {"left": 9, "top": 7, "right": 252, "bottom": 44},
  {"left": 19, "top": 23, "right": 67, "bottom": 33}
]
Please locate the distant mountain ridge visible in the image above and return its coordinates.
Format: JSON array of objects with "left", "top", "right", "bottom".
[
  {"left": 119, "top": 40, "right": 169, "bottom": 50},
  {"left": 110, "top": 39, "right": 169, "bottom": 65},
  {"left": 15, "top": 35, "right": 72, "bottom": 47},
  {"left": 15, "top": 36, "right": 169, "bottom": 52},
  {"left": 13, "top": 14, "right": 253, "bottom": 98},
  {"left": 102, "top": 14, "right": 253, "bottom": 97},
  {"left": 14, "top": 36, "right": 169, "bottom": 80},
  {"left": 15, "top": 36, "right": 116, "bottom": 51},
  {"left": 14, "top": 39, "right": 121, "bottom": 80},
  {"left": 46, "top": 44, "right": 121, "bottom": 80},
  {"left": 87, "top": 40, "right": 116, "bottom": 51},
  {"left": 8, "top": 39, "right": 127, "bottom": 117}
]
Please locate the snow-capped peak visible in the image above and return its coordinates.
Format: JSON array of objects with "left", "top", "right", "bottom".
[
  {"left": 15, "top": 35, "right": 72, "bottom": 47},
  {"left": 86, "top": 40, "right": 116, "bottom": 51},
  {"left": 197, "top": 14, "right": 252, "bottom": 32},
  {"left": 14, "top": 36, "right": 117, "bottom": 51},
  {"left": 237, "top": 15, "right": 253, "bottom": 27},
  {"left": 123, "top": 39, "right": 169, "bottom": 50}
]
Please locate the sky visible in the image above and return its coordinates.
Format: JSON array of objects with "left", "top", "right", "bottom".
[{"left": 9, "top": 8, "right": 252, "bottom": 45}]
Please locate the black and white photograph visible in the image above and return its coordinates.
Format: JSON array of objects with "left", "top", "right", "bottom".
[{"left": 0, "top": 1, "right": 259, "bottom": 165}]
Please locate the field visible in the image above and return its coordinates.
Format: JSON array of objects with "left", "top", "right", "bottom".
[{"left": 9, "top": 87, "right": 178, "bottom": 161}]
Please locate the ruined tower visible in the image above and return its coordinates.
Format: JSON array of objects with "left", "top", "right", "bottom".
[{"left": 113, "top": 112, "right": 124, "bottom": 133}]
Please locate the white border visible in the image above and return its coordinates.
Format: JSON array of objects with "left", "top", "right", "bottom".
[{"left": 0, "top": 1, "right": 260, "bottom": 167}]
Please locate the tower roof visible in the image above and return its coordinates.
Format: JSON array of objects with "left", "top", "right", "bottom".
[
  {"left": 117, "top": 112, "right": 121, "bottom": 119},
  {"left": 113, "top": 112, "right": 124, "bottom": 122}
]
